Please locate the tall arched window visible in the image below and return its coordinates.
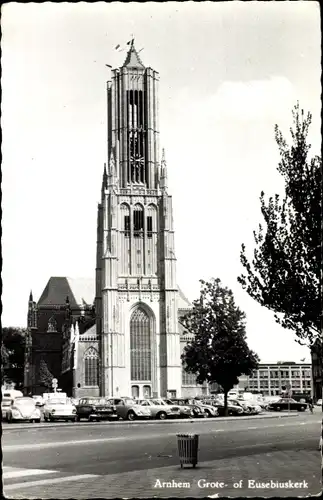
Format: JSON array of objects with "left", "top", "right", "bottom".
[
  {"left": 120, "top": 203, "right": 131, "bottom": 275},
  {"left": 130, "top": 308, "right": 151, "bottom": 381},
  {"left": 133, "top": 204, "right": 144, "bottom": 238},
  {"left": 84, "top": 347, "right": 99, "bottom": 386},
  {"left": 133, "top": 204, "right": 144, "bottom": 275}
]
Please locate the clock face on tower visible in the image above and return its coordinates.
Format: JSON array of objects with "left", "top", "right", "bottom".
[
  {"left": 129, "top": 134, "right": 145, "bottom": 184},
  {"left": 130, "top": 152, "right": 144, "bottom": 166}
]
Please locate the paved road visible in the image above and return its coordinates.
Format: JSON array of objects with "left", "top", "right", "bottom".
[{"left": 3, "top": 412, "right": 321, "bottom": 498}]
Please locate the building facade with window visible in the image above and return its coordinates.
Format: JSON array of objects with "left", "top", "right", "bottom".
[
  {"left": 25, "top": 42, "right": 205, "bottom": 399},
  {"left": 239, "top": 362, "right": 313, "bottom": 397}
]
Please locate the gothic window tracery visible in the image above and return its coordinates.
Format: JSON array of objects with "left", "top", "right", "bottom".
[
  {"left": 120, "top": 203, "right": 130, "bottom": 237},
  {"left": 84, "top": 347, "right": 99, "bottom": 386},
  {"left": 182, "top": 365, "right": 198, "bottom": 386},
  {"left": 130, "top": 308, "right": 152, "bottom": 381}
]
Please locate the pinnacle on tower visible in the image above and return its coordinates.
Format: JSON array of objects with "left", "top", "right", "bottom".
[
  {"left": 29, "top": 290, "right": 33, "bottom": 302},
  {"left": 108, "top": 151, "right": 117, "bottom": 185},
  {"left": 160, "top": 148, "right": 168, "bottom": 190},
  {"left": 102, "top": 163, "right": 108, "bottom": 190},
  {"left": 122, "top": 39, "right": 145, "bottom": 69}
]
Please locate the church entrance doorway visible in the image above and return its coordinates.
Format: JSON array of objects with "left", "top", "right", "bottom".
[
  {"left": 131, "top": 385, "right": 139, "bottom": 398},
  {"left": 131, "top": 383, "right": 152, "bottom": 399},
  {"left": 143, "top": 385, "right": 151, "bottom": 398}
]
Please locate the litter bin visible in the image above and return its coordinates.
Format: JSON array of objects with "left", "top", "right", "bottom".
[{"left": 176, "top": 433, "right": 199, "bottom": 468}]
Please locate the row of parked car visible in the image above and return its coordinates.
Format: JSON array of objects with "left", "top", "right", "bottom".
[
  {"left": 2, "top": 393, "right": 312, "bottom": 424},
  {"left": 2, "top": 394, "right": 264, "bottom": 423}
]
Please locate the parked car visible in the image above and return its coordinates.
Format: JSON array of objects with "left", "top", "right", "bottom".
[
  {"left": 148, "top": 398, "right": 183, "bottom": 418},
  {"left": 136, "top": 399, "right": 179, "bottom": 420},
  {"left": 2, "top": 389, "right": 23, "bottom": 400},
  {"left": 268, "top": 398, "right": 307, "bottom": 412},
  {"left": 76, "top": 397, "right": 118, "bottom": 421},
  {"left": 32, "top": 395, "right": 45, "bottom": 407},
  {"left": 193, "top": 399, "right": 219, "bottom": 418},
  {"left": 228, "top": 399, "right": 252, "bottom": 414},
  {"left": 245, "top": 401, "right": 263, "bottom": 414},
  {"left": 233, "top": 398, "right": 262, "bottom": 414},
  {"left": 165, "top": 398, "right": 207, "bottom": 418},
  {"left": 213, "top": 400, "right": 244, "bottom": 416},
  {"left": 107, "top": 397, "right": 151, "bottom": 421},
  {"left": 2, "top": 398, "right": 13, "bottom": 420},
  {"left": 162, "top": 399, "right": 192, "bottom": 418},
  {"left": 5, "top": 397, "right": 41, "bottom": 423},
  {"left": 43, "top": 397, "right": 77, "bottom": 422},
  {"left": 316, "top": 399, "right": 322, "bottom": 407}
]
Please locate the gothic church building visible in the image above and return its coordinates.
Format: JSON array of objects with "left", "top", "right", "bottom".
[{"left": 25, "top": 42, "right": 206, "bottom": 399}]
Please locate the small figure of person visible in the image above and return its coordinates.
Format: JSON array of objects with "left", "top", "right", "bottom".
[{"left": 308, "top": 397, "right": 314, "bottom": 413}]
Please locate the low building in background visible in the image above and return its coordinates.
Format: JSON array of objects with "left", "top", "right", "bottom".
[{"left": 237, "top": 361, "right": 313, "bottom": 397}]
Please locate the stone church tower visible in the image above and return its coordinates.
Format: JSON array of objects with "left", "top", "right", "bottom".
[{"left": 95, "top": 41, "right": 181, "bottom": 399}]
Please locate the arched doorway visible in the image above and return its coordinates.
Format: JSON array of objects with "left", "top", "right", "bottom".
[
  {"left": 143, "top": 385, "right": 151, "bottom": 398},
  {"left": 131, "top": 385, "right": 139, "bottom": 398}
]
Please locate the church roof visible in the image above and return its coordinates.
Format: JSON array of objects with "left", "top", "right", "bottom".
[
  {"left": 122, "top": 41, "right": 145, "bottom": 69},
  {"left": 178, "top": 287, "right": 192, "bottom": 310},
  {"left": 37, "top": 276, "right": 191, "bottom": 311},
  {"left": 37, "top": 277, "right": 95, "bottom": 308},
  {"left": 80, "top": 323, "right": 97, "bottom": 340}
]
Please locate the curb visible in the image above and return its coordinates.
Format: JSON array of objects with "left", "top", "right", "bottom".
[{"left": 2, "top": 412, "right": 299, "bottom": 431}]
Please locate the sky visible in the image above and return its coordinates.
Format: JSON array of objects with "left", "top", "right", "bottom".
[{"left": 2, "top": 2, "right": 321, "bottom": 363}]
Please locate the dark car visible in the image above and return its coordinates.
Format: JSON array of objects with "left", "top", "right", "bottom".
[
  {"left": 165, "top": 398, "right": 207, "bottom": 418},
  {"left": 76, "top": 397, "right": 118, "bottom": 421},
  {"left": 268, "top": 398, "right": 307, "bottom": 412},
  {"left": 207, "top": 399, "right": 244, "bottom": 416}
]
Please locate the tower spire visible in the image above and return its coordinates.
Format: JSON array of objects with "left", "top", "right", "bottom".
[
  {"left": 122, "top": 39, "right": 144, "bottom": 69},
  {"left": 29, "top": 290, "right": 33, "bottom": 302}
]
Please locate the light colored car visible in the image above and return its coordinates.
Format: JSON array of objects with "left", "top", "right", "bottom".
[
  {"left": 315, "top": 399, "right": 322, "bottom": 407},
  {"left": 228, "top": 399, "right": 252, "bottom": 414},
  {"left": 235, "top": 398, "right": 262, "bottom": 414},
  {"left": 192, "top": 399, "right": 219, "bottom": 417},
  {"left": 43, "top": 398, "right": 77, "bottom": 422},
  {"left": 150, "top": 398, "right": 183, "bottom": 418},
  {"left": 137, "top": 399, "right": 180, "bottom": 419},
  {"left": 165, "top": 398, "right": 205, "bottom": 418},
  {"left": 5, "top": 397, "right": 41, "bottom": 423},
  {"left": 107, "top": 397, "right": 151, "bottom": 421}
]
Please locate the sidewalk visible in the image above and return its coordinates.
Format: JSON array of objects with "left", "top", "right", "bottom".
[
  {"left": 2, "top": 412, "right": 298, "bottom": 431},
  {"left": 6, "top": 449, "right": 320, "bottom": 499}
]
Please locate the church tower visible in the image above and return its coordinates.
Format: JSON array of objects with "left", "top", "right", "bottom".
[{"left": 95, "top": 41, "right": 181, "bottom": 399}]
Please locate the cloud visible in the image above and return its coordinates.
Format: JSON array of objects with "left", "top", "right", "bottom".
[{"left": 208, "top": 76, "right": 296, "bottom": 122}]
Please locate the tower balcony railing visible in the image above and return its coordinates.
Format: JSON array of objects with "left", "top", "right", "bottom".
[{"left": 119, "top": 187, "right": 158, "bottom": 196}]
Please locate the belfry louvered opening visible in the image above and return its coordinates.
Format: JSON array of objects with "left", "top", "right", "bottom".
[
  {"left": 127, "top": 89, "right": 146, "bottom": 185},
  {"left": 133, "top": 206, "right": 144, "bottom": 237}
]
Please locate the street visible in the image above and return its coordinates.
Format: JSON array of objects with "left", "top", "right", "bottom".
[{"left": 2, "top": 412, "right": 321, "bottom": 498}]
